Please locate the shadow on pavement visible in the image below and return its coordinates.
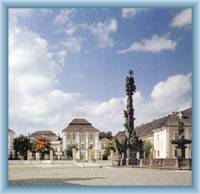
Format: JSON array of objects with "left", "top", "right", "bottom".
[{"left": 9, "top": 177, "right": 106, "bottom": 186}]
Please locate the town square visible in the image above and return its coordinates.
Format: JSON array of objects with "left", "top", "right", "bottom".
[{"left": 7, "top": 7, "right": 192, "bottom": 186}]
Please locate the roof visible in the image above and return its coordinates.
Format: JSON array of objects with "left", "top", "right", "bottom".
[
  {"left": 135, "top": 107, "right": 192, "bottom": 137},
  {"left": 114, "top": 107, "right": 192, "bottom": 139},
  {"left": 114, "top": 131, "right": 126, "bottom": 143},
  {"left": 62, "top": 118, "right": 99, "bottom": 132},
  {"left": 70, "top": 118, "right": 92, "bottom": 125},
  {"left": 30, "top": 130, "right": 57, "bottom": 137},
  {"left": 8, "top": 129, "right": 15, "bottom": 133}
]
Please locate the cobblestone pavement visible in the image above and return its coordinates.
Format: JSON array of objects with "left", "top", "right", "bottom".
[{"left": 9, "top": 166, "right": 192, "bottom": 186}]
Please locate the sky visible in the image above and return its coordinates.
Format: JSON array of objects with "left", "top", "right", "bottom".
[{"left": 9, "top": 8, "right": 192, "bottom": 136}]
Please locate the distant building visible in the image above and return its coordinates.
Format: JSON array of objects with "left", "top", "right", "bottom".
[
  {"left": 30, "top": 130, "right": 58, "bottom": 142},
  {"left": 99, "top": 138, "right": 113, "bottom": 160},
  {"left": 114, "top": 108, "right": 192, "bottom": 159},
  {"left": 50, "top": 136, "right": 63, "bottom": 160},
  {"left": 114, "top": 131, "right": 126, "bottom": 142},
  {"left": 8, "top": 129, "right": 16, "bottom": 158},
  {"left": 135, "top": 108, "right": 192, "bottom": 159},
  {"left": 30, "top": 130, "right": 63, "bottom": 159},
  {"left": 62, "top": 118, "right": 100, "bottom": 160}
]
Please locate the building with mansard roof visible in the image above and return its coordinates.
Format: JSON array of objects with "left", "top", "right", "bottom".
[
  {"left": 62, "top": 118, "right": 100, "bottom": 160},
  {"left": 30, "top": 130, "right": 58, "bottom": 142},
  {"left": 114, "top": 108, "right": 192, "bottom": 159}
]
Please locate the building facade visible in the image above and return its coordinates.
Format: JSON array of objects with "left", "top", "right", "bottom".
[
  {"left": 8, "top": 129, "right": 16, "bottom": 158},
  {"left": 30, "top": 130, "right": 58, "bottom": 142},
  {"left": 62, "top": 118, "right": 100, "bottom": 160},
  {"left": 114, "top": 108, "right": 192, "bottom": 159},
  {"left": 30, "top": 130, "right": 63, "bottom": 159},
  {"left": 136, "top": 108, "right": 192, "bottom": 159}
]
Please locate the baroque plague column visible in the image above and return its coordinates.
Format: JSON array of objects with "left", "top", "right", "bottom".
[{"left": 124, "top": 70, "right": 137, "bottom": 165}]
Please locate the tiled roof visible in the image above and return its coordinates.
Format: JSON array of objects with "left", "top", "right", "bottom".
[
  {"left": 62, "top": 118, "right": 99, "bottom": 132},
  {"left": 114, "top": 131, "right": 126, "bottom": 142},
  {"left": 31, "top": 130, "right": 57, "bottom": 136},
  {"left": 114, "top": 107, "right": 192, "bottom": 139},
  {"left": 69, "top": 118, "right": 92, "bottom": 125},
  {"left": 135, "top": 107, "right": 192, "bottom": 137}
]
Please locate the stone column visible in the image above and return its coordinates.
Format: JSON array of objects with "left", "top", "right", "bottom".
[
  {"left": 136, "top": 152, "right": 140, "bottom": 160},
  {"left": 88, "top": 148, "right": 92, "bottom": 161},
  {"left": 110, "top": 150, "right": 114, "bottom": 161},
  {"left": 50, "top": 150, "right": 54, "bottom": 161},
  {"left": 94, "top": 132, "right": 99, "bottom": 160},
  {"left": 72, "top": 148, "right": 76, "bottom": 160},
  {"left": 36, "top": 152, "right": 40, "bottom": 160},
  {"left": 27, "top": 150, "right": 30, "bottom": 161},
  {"left": 85, "top": 133, "right": 88, "bottom": 161}
]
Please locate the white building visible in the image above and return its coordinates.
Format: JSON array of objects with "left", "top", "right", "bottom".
[
  {"left": 62, "top": 118, "right": 100, "bottom": 160},
  {"left": 8, "top": 129, "right": 16, "bottom": 158},
  {"left": 135, "top": 107, "right": 192, "bottom": 159}
]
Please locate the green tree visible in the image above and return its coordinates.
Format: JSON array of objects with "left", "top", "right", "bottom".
[
  {"left": 143, "top": 140, "right": 152, "bottom": 158},
  {"left": 103, "top": 142, "right": 115, "bottom": 160},
  {"left": 65, "top": 145, "right": 73, "bottom": 159},
  {"left": 130, "top": 133, "right": 144, "bottom": 158},
  {"left": 114, "top": 138, "right": 127, "bottom": 158},
  {"left": 13, "top": 135, "right": 33, "bottom": 160},
  {"left": 99, "top": 131, "right": 113, "bottom": 140}
]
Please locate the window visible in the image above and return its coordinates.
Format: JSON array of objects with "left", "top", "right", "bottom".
[
  {"left": 67, "top": 133, "right": 70, "bottom": 139},
  {"left": 189, "top": 131, "right": 192, "bottom": 139},
  {"left": 89, "top": 144, "right": 93, "bottom": 149},
  {"left": 81, "top": 144, "right": 85, "bottom": 149},
  {"left": 73, "top": 133, "right": 76, "bottom": 140},
  {"left": 89, "top": 134, "right": 93, "bottom": 141},
  {"left": 174, "top": 149, "right": 177, "bottom": 157},
  {"left": 174, "top": 132, "right": 179, "bottom": 140},
  {"left": 157, "top": 150, "right": 160, "bottom": 157},
  {"left": 157, "top": 134, "right": 159, "bottom": 141},
  {"left": 81, "top": 133, "right": 85, "bottom": 141}
]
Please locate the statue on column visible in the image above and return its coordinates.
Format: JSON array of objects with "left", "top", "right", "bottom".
[{"left": 171, "top": 112, "right": 192, "bottom": 158}]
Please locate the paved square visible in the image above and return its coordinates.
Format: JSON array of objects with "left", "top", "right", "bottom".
[{"left": 9, "top": 165, "right": 192, "bottom": 186}]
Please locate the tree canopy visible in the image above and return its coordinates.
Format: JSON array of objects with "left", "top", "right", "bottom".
[
  {"left": 99, "top": 131, "right": 113, "bottom": 140},
  {"left": 13, "top": 135, "right": 32, "bottom": 159}
]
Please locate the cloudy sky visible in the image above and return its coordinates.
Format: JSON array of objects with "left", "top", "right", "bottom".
[{"left": 9, "top": 8, "right": 192, "bottom": 135}]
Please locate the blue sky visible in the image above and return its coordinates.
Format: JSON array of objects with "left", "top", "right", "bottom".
[{"left": 9, "top": 8, "right": 192, "bottom": 135}]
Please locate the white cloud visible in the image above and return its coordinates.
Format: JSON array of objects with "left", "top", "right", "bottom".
[
  {"left": 134, "top": 73, "right": 192, "bottom": 125},
  {"left": 72, "top": 73, "right": 86, "bottom": 80},
  {"left": 122, "top": 8, "right": 148, "bottom": 18},
  {"left": 9, "top": 8, "right": 53, "bottom": 17},
  {"left": 88, "top": 19, "right": 118, "bottom": 48},
  {"left": 150, "top": 73, "right": 192, "bottom": 112},
  {"left": 60, "top": 36, "right": 83, "bottom": 53},
  {"left": 170, "top": 9, "right": 192, "bottom": 28},
  {"left": 9, "top": 10, "right": 192, "bottom": 136},
  {"left": 118, "top": 34, "right": 177, "bottom": 54},
  {"left": 53, "top": 9, "right": 76, "bottom": 26},
  {"left": 53, "top": 10, "right": 118, "bottom": 49},
  {"left": 9, "top": 14, "right": 76, "bottom": 135}
]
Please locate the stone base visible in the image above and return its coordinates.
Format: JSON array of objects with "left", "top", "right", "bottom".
[
  {"left": 121, "top": 158, "right": 127, "bottom": 165},
  {"left": 112, "top": 159, "right": 120, "bottom": 167},
  {"left": 126, "top": 158, "right": 139, "bottom": 166}
]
